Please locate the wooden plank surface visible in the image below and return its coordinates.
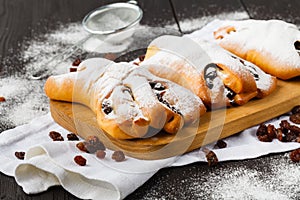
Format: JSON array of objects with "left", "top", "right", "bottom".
[
  {"left": 172, "top": 0, "right": 249, "bottom": 33},
  {"left": 242, "top": 0, "right": 300, "bottom": 25},
  {"left": 0, "top": 0, "right": 118, "bottom": 77},
  {"left": 1, "top": 0, "right": 300, "bottom": 199},
  {"left": 50, "top": 79, "right": 300, "bottom": 160},
  {"left": 137, "top": 0, "right": 177, "bottom": 26}
]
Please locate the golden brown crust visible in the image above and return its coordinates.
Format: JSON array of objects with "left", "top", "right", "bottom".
[
  {"left": 214, "top": 20, "right": 300, "bottom": 80},
  {"left": 44, "top": 58, "right": 205, "bottom": 140},
  {"left": 163, "top": 109, "right": 183, "bottom": 134},
  {"left": 96, "top": 109, "right": 149, "bottom": 139},
  {"left": 216, "top": 63, "right": 256, "bottom": 94},
  {"left": 145, "top": 57, "right": 212, "bottom": 106},
  {"left": 141, "top": 36, "right": 262, "bottom": 108},
  {"left": 255, "top": 74, "right": 277, "bottom": 99},
  {"left": 44, "top": 74, "right": 75, "bottom": 103}
]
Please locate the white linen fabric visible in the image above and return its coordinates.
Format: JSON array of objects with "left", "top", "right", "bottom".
[
  {"left": 1, "top": 112, "right": 299, "bottom": 200},
  {"left": 0, "top": 20, "right": 299, "bottom": 200}
]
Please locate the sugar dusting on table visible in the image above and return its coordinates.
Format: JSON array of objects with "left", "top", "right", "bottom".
[
  {"left": 0, "top": 77, "right": 48, "bottom": 127},
  {"left": 210, "top": 155, "right": 299, "bottom": 199},
  {"left": 1, "top": 10, "right": 299, "bottom": 131},
  {"left": 130, "top": 153, "right": 299, "bottom": 200},
  {"left": 1, "top": 11, "right": 299, "bottom": 199},
  {"left": 0, "top": 21, "right": 177, "bottom": 131},
  {"left": 165, "top": 11, "right": 249, "bottom": 32}
]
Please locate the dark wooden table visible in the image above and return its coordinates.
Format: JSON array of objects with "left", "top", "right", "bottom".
[{"left": 0, "top": 0, "right": 299, "bottom": 199}]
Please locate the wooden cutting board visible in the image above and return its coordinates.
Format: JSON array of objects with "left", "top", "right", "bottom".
[{"left": 50, "top": 78, "right": 300, "bottom": 160}]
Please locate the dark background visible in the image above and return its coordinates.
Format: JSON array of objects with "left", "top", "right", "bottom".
[{"left": 0, "top": 0, "right": 299, "bottom": 199}]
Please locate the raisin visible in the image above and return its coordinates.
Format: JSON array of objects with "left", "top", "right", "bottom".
[
  {"left": 67, "top": 133, "right": 79, "bottom": 141},
  {"left": 102, "top": 100, "right": 113, "bottom": 115},
  {"left": 267, "top": 124, "right": 277, "bottom": 140},
  {"left": 76, "top": 136, "right": 105, "bottom": 153},
  {"left": 72, "top": 58, "right": 81, "bottom": 66},
  {"left": 290, "top": 113, "right": 300, "bottom": 124},
  {"left": 149, "top": 82, "right": 165, "bottom": 90},
  {"left": 204, "top": 63, "right": 218, "bottom": 89},
  {"left": 258, "top": 134, "right": 273, "bottom": 142},
  {"left": 84, "top": 144, "right": 96, "bottom": 153},
  {"left": 76, "top": 142, "right": 88, "bottom": 152},
  {"left": 0, "top": 96, "right": 6, "bottom": 102},
  {"left": 256, "top": 124, "right": 273, "bottom": 142},
  {"left": 276, "top": 128, "right": 286, "bottom": 142},
  {"left": 247, "top": 65, "right": 259, "bottom": 81},
  {"left": 103, "top": 106, "right": 112, "bottom": 115},
  {"left": 225, "top": 87, "right": 236, "bottom": 100},
  {"left": 256, "top": 124, "right": 267, "bottom": 136},
  {"left": 279, "top": 120, "right": 290, "bottom": 134},
  {"left": 96, "top": 150, "right": 106, "bottom": 159},
  {"left": 15, "top": 151, "right": 25, "bottom": 160},
  {"left": 112, "top": 150, "right": 125, "bottom": 162},
  {"left": 289, "top": 148, "right": 300, "bottom": 162},
  {"left": 216, "top": 140, "right": 227, "bottom": 148},
  {"left": 49, "top": 131, "right": 64, "bottom": 141},
  {"left": 205, "top": 150, "right": 218, "bottom": 166},
  {"left": 74, "top": 155, "right": 86, "bottom": 166},
  {"left": 242, "top": 61, "right": 260, "bottom": 81},
  {"left": 156, "top": 93, "right": 163, "bottom": 102},
  {"left": 162, "top": 100, "right": 170, "bottom": 108},
  {"left": 288, "top": 124, "right": 300, "bottom": 135},
  {"left": 85, "top": 136, "right": 106, "bottom": 153},
  {"left": 294, "top": 41, "right": 300, "bottom": 51},
  {"left": 87, "top": 136, "right": 104, "bottom": 148},
  {"left": 291, "top": 105, "right": 300, "bottom": 114},
  {"left": 69, "top": 67, "right": 77, "bottom": 72},
  {"left": 149, "top": 82, "right": 156, "bottom": 88},
  {"left": 257, "top": 124, "right": 281, "bottom": 142},
  {"left": 139, "top": 54, "right": 145, "bottom": 62},
  {"left": 285, "top": 131, "right": 297, "bottom": 142},
  {"left": 154, "top": 83, "right": 165, "bottom": 90},
  {"left": 170, "top": 106, "right": 182, "bottom": 115}
]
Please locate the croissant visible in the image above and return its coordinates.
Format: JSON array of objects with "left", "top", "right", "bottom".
[
  {"left": 191, "top": 37, "right": 277, "bottom": 99},
  {"left": 140, "top": 35, "right": 276, "bottom": 109},
  {"left": 213, "top": 19, "right": 300, "bottom": 80},
  {"left": 44, "top": 58, "right": 206, "bottom": 139}
]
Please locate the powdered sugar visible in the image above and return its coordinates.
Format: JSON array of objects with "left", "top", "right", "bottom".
[
  {"left": 214, "top": 154, "right": 300, "bottom": 199},
  {"left": 140, "top": 35, "right": 214, "bottom": 105},
  {"left": 84, "top": 10, "right": 133, "bottom": 32},
  {"left": 131, "top": 153, "right": 299, "bottom": 200},
  {"left": 0, "top": 22, "right": 181, "bottom": 132},
  {"left": 0, "top": 77, "right": 48, "bottom": 129},
  {"left": 243, "top": 59, "right": 276, "bottom": 95},
  {"left": 165, "top": 11, "right": 249, "bottom": 33},
  {"left": 187, "top": 20, "right": 276, "bottom": 94},
  {"left": 1, "top": 11, "right": 299, "bottom": 199},
  {"left": 44, "top": 23, "right": 90, "bottom": 46},
  {"left": 212, "top": 171, "right": 289, "bottom": 199},
  {"left": 214, "top": 19, "right": 300, "bottom": 79},
  {"left": 0, "top": 23, "right": 89, "bottom": 131}
]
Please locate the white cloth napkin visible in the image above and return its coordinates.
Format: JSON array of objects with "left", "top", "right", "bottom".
[
  {"left": 0, "top": 113, "right": 174, "bottom": 199},
  {"left": 1, "top": 112, "right": 299, "bottom": 200},
  {"left": 0, "top": 20, "right": 299, "bottom": 200}
]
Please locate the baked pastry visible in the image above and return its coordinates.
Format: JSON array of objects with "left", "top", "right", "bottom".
[
  {"left": 140, "top": 35, "right": 276, "bottom": 108},
  {"left": 45, "top": 58, "right": 206, "bottom": 139},
  {"left": 213, "top": 19, "right": 300, "bottom": 80},
  {"left": 228, "top": 54, "right": 277, "bottom": 98},
  {"left": 194, "top": 39, "right": 277, "bottom": 100}
]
